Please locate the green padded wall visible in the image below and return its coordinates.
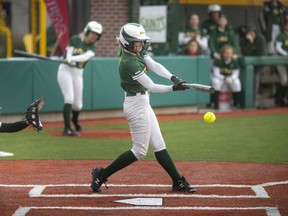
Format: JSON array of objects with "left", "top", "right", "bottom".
[{"left": 0, "top": 56, "right": 211, "bottom": 114}]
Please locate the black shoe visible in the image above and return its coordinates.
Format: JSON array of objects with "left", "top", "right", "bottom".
[
  {"left": 74, "top": 123, "right": 82, "bottom": 132},
  {"left": 91, "top": 167, "right": 108, "bottom": 192},
  {"left": 172, "top": 176, "right": 197, "bottom": 193},
  {"left": 72, "top": 119, "right": 82, "bottom": 132},
  {"left": 62, "top": 128, "right": 79, "bottom": 136}
]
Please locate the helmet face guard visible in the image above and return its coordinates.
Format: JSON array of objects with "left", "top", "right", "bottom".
[{"left": 119, "top": 23, "right": 151, "bottom": 52}]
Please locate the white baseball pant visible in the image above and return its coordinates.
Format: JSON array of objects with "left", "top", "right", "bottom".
[
  {"left": 57, "top": 64, "right": 84, "bottom": 111},
  {"left": 123, "top": 92, "right": 166, "bottom": 160}
]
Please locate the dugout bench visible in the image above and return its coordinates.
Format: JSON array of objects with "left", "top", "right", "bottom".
[{"left": 239, "top": 56, "right": 288, "bottom": 108}]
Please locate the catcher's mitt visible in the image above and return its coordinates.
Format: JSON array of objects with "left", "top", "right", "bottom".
[{"left": 25, "top": 97, "right": 45, "bottom": 132}]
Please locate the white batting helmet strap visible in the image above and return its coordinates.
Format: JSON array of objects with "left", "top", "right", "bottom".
[
  {"left": 84, "top": 21, "right": 103, "bottom": 35},
  {"left": 119, "top": 23, "right": 151, "bottom": 50}
]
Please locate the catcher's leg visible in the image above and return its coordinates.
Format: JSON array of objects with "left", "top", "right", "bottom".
[{"left": 0, "top": 121, "right": 28, "bottom": 133}]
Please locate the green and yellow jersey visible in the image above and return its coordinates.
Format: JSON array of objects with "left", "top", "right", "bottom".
[
  {"left": 201, "top": 19, "right": 218, "bottom": 36},
  {"left": 66, "top": 35, "right": 96, "bottom": 68},
  {"left": 184, "top": 26, "right": 206, "bottom": 39},
  {"left": 209, "top": 28, "right": 238, "bottom": 56},
  {"left": 214, "top": 58, "right": 239, "bottom": 77},
  {"left": 119, "top": 50, "right": 148, "bottom": 94},
  {"left": 269, "top": 3, "right": 284, "bottom": 25},
  {"left": 276, "top": 31, "right": 288, "bottom": 53}
]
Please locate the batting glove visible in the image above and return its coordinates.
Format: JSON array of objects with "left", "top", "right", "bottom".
[
  {"left": 171, "top": 75, "right": 186, "bottom": 85},
  {"left": 172, "top": 82, "right": 189, "bottom": 91}
]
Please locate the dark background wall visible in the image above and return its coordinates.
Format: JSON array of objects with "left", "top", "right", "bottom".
[{"left": 179, "top": 4, "right": 263, "bottom": 33}]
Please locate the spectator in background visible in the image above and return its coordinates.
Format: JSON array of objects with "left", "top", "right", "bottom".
[
  {"left": 239, "top": 23, "right": 270, "bottom": 108},
  {"left": 208, "top": 15, "right": 239, "bottom": 60},
  {"left": 201, "top": 4, "right": 222, "bottom": 36},
  {"left": 239, "top": 24, "right": 267, "bottom": 56},
  {"left": 259, "top": 0, "right": 288, "bottom": 55},
  {"left": 184, "top": 39, "right": 203, "bottom": 56},
  {"left": 211, "top": 45, "right": 242, "bottom": 110},
  {"left": 274, "top": 20, "right": 288, "bottom": 106},
  {"left": 46, "top": 25, "right": 63, "bottom": 57},
  {"left": 179, "top": 13, "right": 209, "bottom": 55}
]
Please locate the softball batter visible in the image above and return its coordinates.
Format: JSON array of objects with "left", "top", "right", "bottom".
[
  {"left": 91, "top": 23, "right": 196, "bottom": 193},
  {"left": 57, "top": 21, "right": 103, "bottom": 136}
]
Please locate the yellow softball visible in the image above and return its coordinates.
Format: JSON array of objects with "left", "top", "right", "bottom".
[{"left": 203, "top": 112, "right": 216, "bottom": 124}]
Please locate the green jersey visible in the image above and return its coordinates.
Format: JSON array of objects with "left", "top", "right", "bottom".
[
  {"left": 270, "top": 3, "right": 283, "bottom": 25},
  {"left": 201, "top": 19, "right": 218, "bottom": 36},
  {"left": 201, "top": 20, "right": 234, "bottom": 36},
  {"left": 208, "top": 28, "right": 238, "bottom": 55},
  {"left": 276, "top": 31, "right": 288, "bottom": 53},
  {"left": 240, "top": 33, "right": 267, "bottom": 56},
  {"left": 214, "top": 58, "right": 239, "bottom": 76},
  {"left": 119, "top": 50, "right": 148, "bottom": 94},
  {"left": 66, "top": 35, "right": 96, "bottom": 68},
  {"left": 184, "top": 26, "right": 206, "bottom": 39}
]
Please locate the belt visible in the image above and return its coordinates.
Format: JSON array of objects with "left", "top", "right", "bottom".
[{"left": 125, "top": 91, "right": 147, "bottom": 97}]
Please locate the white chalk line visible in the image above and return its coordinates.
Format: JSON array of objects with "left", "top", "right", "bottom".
[
  {"left": 6, "top": 181, "right": 287, "bottom": 216},
  {"left": 12, "top": 206, "right": 281, "bottom": 216},
  {"left": 1, "top": 180, "right": 288, "bottom": 188},
  {"left": 35, "top": 193, "right": 264, "bottom": 199}
]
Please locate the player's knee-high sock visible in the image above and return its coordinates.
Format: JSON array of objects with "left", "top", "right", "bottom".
[
  {"left": 0, "top": 121, "right": 28, "bottom": 133},
  {"left": 232, "top": 92, "right": 240, "bottom": 107},
  {"left": 101, "top": 150, "right": 137, "bottom": 179},
  {"left": 72, "top": 110, "right": 80, "bottom": 123},
  {"left": 155, "top": 149, "right": 181, "bottom": 182},
  {"left": 72, "top": 110, "right": 82, "bottom": 131},
  {"left": 63, "top": 103, "right": 72, "bottom": 129},
  {"left": 213, "top": 91, "right": 220, "bottom": 109}
]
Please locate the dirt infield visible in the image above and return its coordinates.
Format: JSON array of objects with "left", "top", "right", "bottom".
[
  {"left": 1, "top": 107, "right": 288, "bottom": 216},
  {"left": 0, "top": 160, "right": 287, "bottom": 216}
]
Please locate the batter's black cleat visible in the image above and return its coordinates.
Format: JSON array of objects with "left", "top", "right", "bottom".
[
  {"left": 72, "top": 118, "right": 82, "bottom": 132},
  {"left": 74, "top": 123, "right": 82, "bottom": 132},
  {"left": 62, "top": 127, "right": 79, "bottom": 136},
  {"left": 172, "top": 176, "right": 197, "bottom": 193},
  {"left": 91, "top": 167, "right": 108, "bottom": 192}
]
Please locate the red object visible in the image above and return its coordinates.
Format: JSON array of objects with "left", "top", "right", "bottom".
[
  {"left": 186, "top": 50, "right": 198, "bottom": 56},
  {"left": 45, "top": 0, "right": 70, "bottom": 54},
  {"left": 219, "top": 91, "right": 230, "bottom": 103}
]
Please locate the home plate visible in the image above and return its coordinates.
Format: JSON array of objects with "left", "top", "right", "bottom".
[
  {"left": 113, "top": 198, "right": 163, "bottom": 206},
  {"left": 0, "top": 151, "right": 14, "bottom": 157}
]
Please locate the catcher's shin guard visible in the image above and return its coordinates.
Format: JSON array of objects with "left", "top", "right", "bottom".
[
  {"left": 91, "top": 167, "right": 108, "bottom": 192},
  {"left": 172, "top": 176, "right": 197, "bottom": 193}
]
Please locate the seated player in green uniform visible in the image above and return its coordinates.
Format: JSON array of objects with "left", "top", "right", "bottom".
[{"left": 211, "top": 45, "right": 241, "bottom": 110}]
